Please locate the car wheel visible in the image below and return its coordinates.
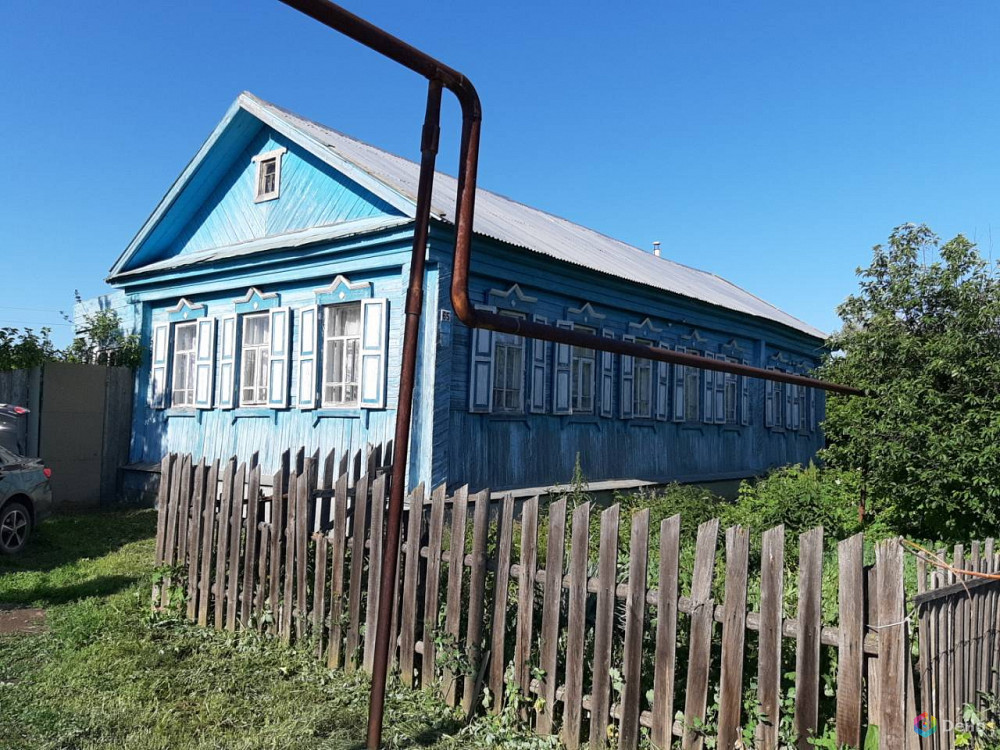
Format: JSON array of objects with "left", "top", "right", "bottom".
[{"left": 0, "top": 501, "right": 31, "bottom": 554}]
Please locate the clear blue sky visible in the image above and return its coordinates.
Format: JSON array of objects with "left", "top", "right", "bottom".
[{"left": 3, "top": 1, "right": 999, "bottom": 346}]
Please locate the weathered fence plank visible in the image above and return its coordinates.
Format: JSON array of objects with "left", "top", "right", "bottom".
[
  {"left": 514, "top": 496, "right": 539, "bottom": 696},
  {"left": 537, "top": 497, "right": 567, "bottom": 737},
  {"left": 794, "top": 526, "right": 823, "bottom": 749},
  {"left": 214, "top": 458, "right": 236, "bottom": 630},
  {"left": 757, "top": 524, "right": 784, "bottom": 750},
  {"left": 225, "top": 463, "right": 247, "bottom": 632},
  {"left": 877, "top": 539, "right": 906, "bottom": 750},
  {"left": 364, "top": 474, "right": 388, "bottom": 673},
  {"left": 197, "top": 460, "right": 219, "bottom": 628},
  {"left": 400, "top": 484, "right": 425, "bottom": 686},
  {"left": 590, "top": 504, "right": 621, "bottom": 745},
  {"left": 836, "top": 532, "right": 864, "bottom": 749},
  {"left": 346, "top": 472, "right": 371, "bottom": 671},
  {"left": 442, "top": 485, "right": 469, "bottom": 706},
  {"left": 240, "top": 465, "right": 261, "bottom": 628},
  {"left": 422, "top": 484, "right": 446, "bottom": 688},
  {"left": 682, "top": 518, "right": 720, "bottom": 750},
  {"left": 618, "top": 508, "right": 650, "bottom": 750},
  {"left": 717, "top": 526, "right": 749, "bottom": 750},
  {"left": 488, "top": 493, "right": 515, "bottom": 715},
  {"left": 186, "top": 460, "right": 206, "bottom": 622},
  {"left": 562, "top": 501, "right": 590, "bottom": 750},
  {"left": 651, "top": 514, "right": 680, "bottom": 750},
  {"left": 462, "top": 488, "right": 490, "bottom": 712},
  {"left": 327, "top": 473, "right": 348, "bottom": 669}
]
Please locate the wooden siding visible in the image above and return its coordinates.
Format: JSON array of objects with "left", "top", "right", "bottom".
[
  {"left": 167, "top": 130, "right": 402, "bottom": 260},
  {"left": 429, "top": 233, "right": 825, "bottom": 492},
  {"left": 112, "top": 114, "right": 826, "bottom": 495}
]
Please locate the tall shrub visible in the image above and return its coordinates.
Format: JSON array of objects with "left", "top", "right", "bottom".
[{"left": 821, "top": 224, "right": 1000, "bottom": 540}]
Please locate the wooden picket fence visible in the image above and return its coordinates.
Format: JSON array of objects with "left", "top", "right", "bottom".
[
  {"left": 153, "top": 444, "right": 917, "bottom": 749},
  {"left": 914, "top": 541, "right": 1000, "bottom": 750}
]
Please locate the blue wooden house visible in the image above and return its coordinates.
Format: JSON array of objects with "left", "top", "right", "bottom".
[{"left": 93, "top": 92, "right": 827, "bottom": 495}]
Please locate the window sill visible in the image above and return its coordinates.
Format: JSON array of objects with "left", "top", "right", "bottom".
[
  {"left": 230, "top": 408, "right": 277, "bottom": 425},
  {"left": 624, "top": 418, "right": 656, "bottom": 428},
  {"left": 165, "top": 408, "right": 198, "bottom": 419},
  {"left": 565, "top": 415, "right": 600, "bottom": 425},
  {"left": 312, "top": 408, "right": 362, "bottom": 425},
  {"left": 487, "top": 413, "right": 531, "bottom": 425}
]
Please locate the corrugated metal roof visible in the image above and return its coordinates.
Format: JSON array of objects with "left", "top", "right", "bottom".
[{"left": 246, "top": 94, "right": 824, "bottom": 340}]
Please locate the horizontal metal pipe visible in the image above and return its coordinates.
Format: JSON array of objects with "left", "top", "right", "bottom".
[{"left": 474, "top": 310, "right": 862, "bottom": 396}]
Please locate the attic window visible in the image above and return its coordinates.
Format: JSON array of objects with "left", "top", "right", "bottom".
[{"left": 253, "top": 147, "right": 287, "bottom": 202}]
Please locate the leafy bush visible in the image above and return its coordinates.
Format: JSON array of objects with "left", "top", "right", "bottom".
[
  {"left": 821, "top": 224, "right": 1000, "bottom": 541},
  {"left": 727, "top": 463, "right": 864, "bottom": 541}
]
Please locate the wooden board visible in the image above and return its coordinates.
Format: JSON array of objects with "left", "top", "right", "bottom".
[
  {"left": 489, "top": 494, "right": 516, "bottom": 715},
  {"left": 757, "top": 524, "right": 784, "bottom": 750},
  {"left": 462, "top": 488, "right": 490, "bottom": 711},
  {"left": 717, "top": 526, "right": 749, "bottom": 750},
  {"left": 794, "top": 527, "right": 824, "bottom": 749},
  {"left": 400, "top": 484, "right": 426, "bottom": 686},
  {"left": 682, "top": 518, "right": 720, "bottom": 750},
  {"left": 651, "top": 514, "right": 680, "bottom": 750},
  {"left": 327, "top": 473, "right": 348, "bottom": 669},
  {"left": 590, "top": 504, "right": 620, "bottom": 744},
  {"left": 618, "top": 508, "right": 650, "bottom": 750},
  {"left": 562, "top": 501, "right": 590, "bottom": 750},
  {"left": 442, "top": 485, "right": 469, "bottom": 706},
  {"left": 536, "top": 497, "right": 567, "bottom": 736},
  {"left": 422, "top": 485, "right": 447, "bottom": 688},
  {"left": 514, "top": 496, "right": 539, "bottom": 695},
  {"left": 836, "top": 533, "right": 864, "bottom": 748}
]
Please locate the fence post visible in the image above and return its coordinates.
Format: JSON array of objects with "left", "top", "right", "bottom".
[
  {"left": 794, "top": 527, "right": 823, "bottom": 749},
  {"left": 717, "top": 525, "right": 749, "bottom": 750},
  {"left": 836, "top": 532, "right": 865, "bottom": 748},
  {"left": 877, "top": 538, "right": 906, "bottom": 750}
]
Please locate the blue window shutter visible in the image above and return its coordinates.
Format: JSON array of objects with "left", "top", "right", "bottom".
[
  {"left": 359, "top": 298, "right": 389, "bottom": 409},
  {"left": 673, "top": 345, "right": 685, "bottom": 422},
  {"left": 529, "top": 314, "right": 548, "bottom": 414},
  {"left": 267, "top": 307, "right": 291, "bottom": 408},
  {"left": 149, "top": 322, "right": 170, "bottom": 409},
  {"left": 296, "top": 306, "right": 319, "bottom": 410},
  {"left": 194, "top": 318, "right": 216, "bottom": 410},
  {"left": 654, "top": 341, "right": 670, "bottom": 421},
  {"left": 469, "top": 305, "right": 496, "bottom": 413},
  {"left": 620, "top": 335, "right": 635, "bottom": 419},
  {"left": 599, "top": 329, "right": 615, "bottom": 418},
  {"left": 741, "top": 359, "right": 751, "bottom": 426},
  {"left": 810, "top": 387, "right": 817, "bottom": 431},
  {"left": 764, "top": 374, "right": 774, "bottom": 428},
  {"left": 217, "top": 315, "right": 237, "bottom": 410},
  {"left": 790, "top": 384, "right": 800, "bottom": 430},
  {"left": 553, "top": 320, "right": 573, "bottom": 415},
  {"left": 702, "top": 352, "right": 715, "bottom": 424},
  {"left": 714, "top": 357, "right": 726, "bottom": 424},
  {"left": 784, "top": 377, "right": 793, "bottom": 429}
]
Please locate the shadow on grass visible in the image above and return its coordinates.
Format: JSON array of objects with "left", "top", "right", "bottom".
[
  {"left": 0, "top": 509, "right": 157, "bottom": 576},
  {"left": 1, "top": 575, "right": 138, "bottom": 608},
  {"left": 339, "top": 717, "right": 467, "bottom": 750}
]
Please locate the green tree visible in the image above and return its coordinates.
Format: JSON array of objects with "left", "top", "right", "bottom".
[
  {"left": 0, "top": 327, "right": 59, "bottom": 371},
  {"left": 821, "top": 224, "right": 1000, "bottom": 540},
  {"left": 64, "top": 305, "right": 142, "bottom": 369}
]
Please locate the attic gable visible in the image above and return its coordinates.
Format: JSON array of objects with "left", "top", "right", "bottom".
[{"left": 110, "top": 96, "right": 414, "bottom": 278}]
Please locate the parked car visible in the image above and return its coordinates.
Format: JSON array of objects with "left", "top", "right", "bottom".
[
  {"left": 0, "top": 403, "right": 30, "bottom": 455},
  {"left": 0, "top": 445, "right": 52, "bottom": 554}
]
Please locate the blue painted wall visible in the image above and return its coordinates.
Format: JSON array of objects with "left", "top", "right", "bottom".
[
  {"left": 428, "top": 229, "right": 826, "bottom": 493},
  {"left": 106, "top": 116, "right": 828, "bottom": 496}
]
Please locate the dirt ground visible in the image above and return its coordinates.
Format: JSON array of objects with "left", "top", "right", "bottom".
[{"left": 0, "top": 604, "right": 46, "bottom": 635}]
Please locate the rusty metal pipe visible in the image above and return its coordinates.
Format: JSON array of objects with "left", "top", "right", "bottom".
[
  {"left": 274, "top": 3, "right": 862, "bottom": 748},
  {"left": 367, "top": 79, "right": 441, "bottom": 747}
]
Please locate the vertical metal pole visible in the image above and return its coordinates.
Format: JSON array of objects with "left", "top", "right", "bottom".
[{"left": 367, "top": 79, "right": 443, "bottom": 749}]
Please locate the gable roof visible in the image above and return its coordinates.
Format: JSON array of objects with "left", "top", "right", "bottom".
[{"left": 114, "top": 91, "right": 825, "bottom": 340}]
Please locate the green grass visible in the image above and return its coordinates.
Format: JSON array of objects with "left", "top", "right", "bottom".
[{"left": 0, "top": 511, "right": 519, "bottom": 750}]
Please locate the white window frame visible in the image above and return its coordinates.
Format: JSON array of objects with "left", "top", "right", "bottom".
[
  {"left": 768, "top": 367, "right": 786, "bottom": 430},
  {"left": 239, "top": 312, "right": 271, "bottom": 407},
  {"left": 720, "top": 354, "right": 739, "bottom": 425},
  {"left": 491, "top": 311, "right": 526, "bottom": 414},
  {"left": 632, "top": 338, "right": 654, "bottom": 418},
  {"left": 170, "top": 321, "right": 198, "bottom": 409},
  {"left": 571, "top": 324, "right": 596, "bottom": 414},
  {"left": 321, "top": 301, "right": 363, "bottom": 409},
  {"left": 252, "top": 147, "right": 287, "bottom": 203}
]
